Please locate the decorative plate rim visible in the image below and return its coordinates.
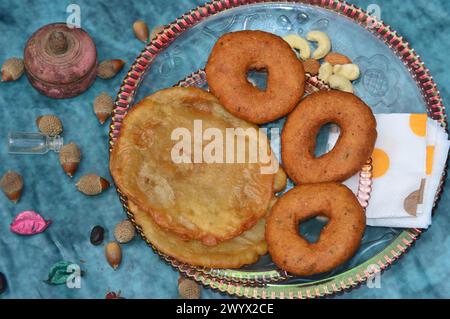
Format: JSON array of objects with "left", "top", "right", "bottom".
[{"left": 109, "top": 0, "right": 448, "bottom": 299}]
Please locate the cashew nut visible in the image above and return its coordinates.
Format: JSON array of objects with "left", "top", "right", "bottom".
[
  {"left": 318, "top": 62, "right": 333, "bottom": 83},
  {"left": 333, "top": 64, "right": 361, "bottom": 81},
  {"left": 282, "top": 34, "right": 311, "bottom": 60},
  {"left": 328, "top": 74, "right": 354, "bottom": 93},
  {"left": 307, "top": 31, "right": 331, "bottom": 60}
]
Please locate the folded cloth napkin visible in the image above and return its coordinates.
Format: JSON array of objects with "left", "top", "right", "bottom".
[{"left": 326, "top": 114, "right": 449, "bottom": 229}]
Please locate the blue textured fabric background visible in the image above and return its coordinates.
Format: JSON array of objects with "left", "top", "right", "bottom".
[{"left": 0, "top": 0, "right": 449, "bottom": 299}]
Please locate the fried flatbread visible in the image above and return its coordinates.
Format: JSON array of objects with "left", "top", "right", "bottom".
[
  {"left": 129, "top": 200, "right": 267, "bottom": 268},
  {"left": 110, "top": 87, "right": 275, "bottom": 245}
]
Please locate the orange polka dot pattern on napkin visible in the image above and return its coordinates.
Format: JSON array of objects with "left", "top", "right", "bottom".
[{"left": 327, "top": 114, "right": 449, "bottom": 229}]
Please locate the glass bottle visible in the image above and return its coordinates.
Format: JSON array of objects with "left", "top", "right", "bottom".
[{"left": 7, "top": 132, "right": 63, "bottom": 154}]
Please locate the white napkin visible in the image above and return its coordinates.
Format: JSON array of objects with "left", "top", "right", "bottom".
[{"left": 326, "top": 114, "right": 449, "bottom": 229}]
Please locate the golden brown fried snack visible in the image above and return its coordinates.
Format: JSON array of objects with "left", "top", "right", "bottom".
[
  {"left": 206, "top": 31, "right": 305, "bottom": 124},
  {"left": 130, "top": 201, "right": 267, "bottom": 268},
  {"left": 273, "top": 166, "right": 287, "bottom": 193},
  {"left": 110, "top": 87, "right": 275, "bottom": 246},
  {"left": 266, "top": 183, "right": 366, "bottom": 276},
  {"left": 282, "top": 90, "right": 377, "bottom": 184}
]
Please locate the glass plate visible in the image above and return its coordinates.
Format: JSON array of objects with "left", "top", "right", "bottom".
[{"left": 109, "top": 0, "right": 447, "bottom": 299}]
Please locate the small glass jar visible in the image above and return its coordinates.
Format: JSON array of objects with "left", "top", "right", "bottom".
[{"left": 7, "top": 132, "right": 63, "bottom": 154}]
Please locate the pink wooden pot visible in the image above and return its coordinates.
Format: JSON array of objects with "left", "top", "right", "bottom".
[{"left": 24, "top": 23, "right": 97, "bottom": 99}]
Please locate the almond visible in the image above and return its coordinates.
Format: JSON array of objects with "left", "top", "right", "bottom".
[
  {"left": 133, "top": 20, "right": 149, "bottom": 43},
  {"left": 303, "top": 59, "right": 320, "bottom": 75},
  {"left": 324, "top": 52, "right": 352, "bottom": 66},
  {"left": 105, "top": 242, "right": 122, "bottom": 270}
]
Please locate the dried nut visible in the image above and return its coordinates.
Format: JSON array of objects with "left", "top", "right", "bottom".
[
  {"left": 105, "top": 242, "right": 122, "bottom": 270},
  {"left": 303, "top": 58, "right": 320, "bottom": 76},
  {"left": 0, "top": 272, "right": 7, "bottom": 295},
  {"left": 333, "top": 63, "right": 361, "bottom": 81},
  {"left": 150, "top": 25, "right": 165, "bottom": 40},
  {"left": 273, "top": 167, "right": 287, "bottom": 193},
  {"left": 97, "top": 60, "right": 125, "bottom": 79},
  {"left": 105, "top": 290, "right": 124, "bottom": 299},
  {"left": 36, "top": 115, "right": 63, "bottom": 137},
  {"left": 328, "top": 74, "right": 354, "bottom": 93},
  {"left": 90, "top": 225, "right": 105, "bottom": 246},
  {"left": 0, "top": 171, "right": 24, "bottom": 203},
  {"left": 324, "top": 52, "right": 352, "bottom": 66},
  {"left": 282, "top": 34, "right": 311, "bottom": 60},
  {"left": 307, "top": 31, "right": 332, "bottom": 60},
  {"left": 76, "top": 174, "right": 110, "bottom": 196},
  {"left": 59, "top": 143, "right": 81, "bottom": 177},
  {"left": 318, "top": 62, "right": 333, "bottom": 83},
  {"left": 93, "top": 92, "right": 114, "bottom": 124},
  {"left": 1, "top": 58, "right": 24, "bottom": 82},
  {"left": 114, "top": 220, "right": 136, "bottom": 244},
  {"left": 133, "top": 20, "right": 149, "bottom": 42},
  {"left": 178, "top": 277, "right": 201, "bottom": 299}
]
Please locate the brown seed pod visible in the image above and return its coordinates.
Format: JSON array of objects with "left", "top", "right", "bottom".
[
  {"left": 97, "top": 60, "right": 125, "bottom": 79},
  {"left": 36, "top": 115, "right": 63, "bottom": 137},
  {"left": 0, "top": 272, "right": 7, "bottom": 295},
  {"left": 105, "top": 242, "right": 122, "bottom": 270},
  {"left": 0, "top": 171, "right": 23, "bottom": 203},
  {"left": 90, "top": 225, "right": 105, "bottom": 246},
  {"left": 178, "top": 277, "right": 201, "bottom": 299},
  {"left": 303, "top": 58, "right": 321, "bottom": 76},
  {"left": 1, "top": 58, "right": 24, "bottom": 82},
  {"left": 105, "top": 290, "right": 124, "bottom": 299},
  {"left": 133, "top": 20, "right": 149, "bottom": 42},
  {"left": 114, "top": 220, "right": 135, "bottom": 244},
  {"left": 93, "top": 92, "right": 114, "bottom": 124},
  {"left": 76, "top": 174, "right": 110, "bottom": 196},
  {"left": 59, "top": 143, "right": 81, "bottom": 177},
  {"left": 150, "top": 25, "right": 165, "bottom": 40}
]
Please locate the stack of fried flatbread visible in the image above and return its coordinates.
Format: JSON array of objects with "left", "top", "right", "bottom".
[{"left": 110, "top": 87, "right": 285, "bottom": 268}]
